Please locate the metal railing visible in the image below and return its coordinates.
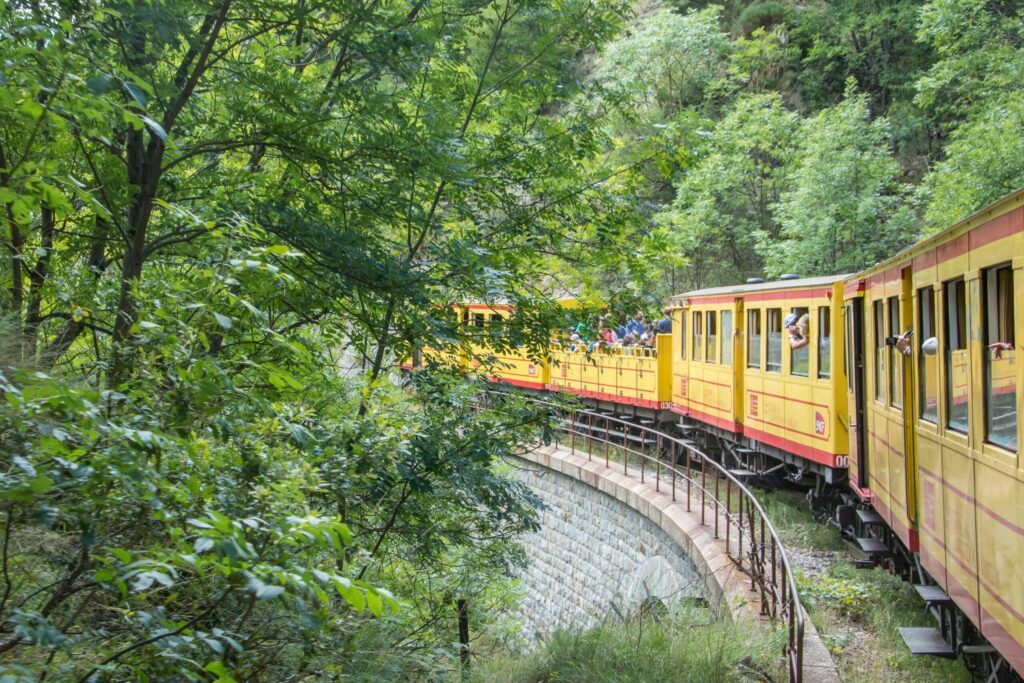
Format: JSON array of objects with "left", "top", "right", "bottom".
[{"left": 494, "top": 393, "right": 806, "bottom": 682}]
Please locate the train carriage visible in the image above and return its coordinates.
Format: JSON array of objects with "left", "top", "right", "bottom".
[
  {"left": 670, "top": 276, "right": 850, "bottom": 482},
  {"left": 846, "top": 188, "right": 1024, "bottom": 677}
]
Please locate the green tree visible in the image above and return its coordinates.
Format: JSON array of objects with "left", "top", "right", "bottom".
[
  {"left": 761, "top": 90, "right": 913, "bottom": 277},
  {"left": 657, "top": 93, "right": 798, "bottom": 288}
]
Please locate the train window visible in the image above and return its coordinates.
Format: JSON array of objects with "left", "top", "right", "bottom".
[
  {"left": 918, "top": 287, "right": 938, "bottom": 424},
  {"left": 818, "top": 307, "right": 831, "bottom": 379},
  {"left": 680, "top": 312, "right": 687, "bottom": 360},
  {"left": 747, "top": 309, "right": 762, "bottom": 369},
  {"left": 889, "top": 296, "right": 903, "bottom": 409},
  {"left": 790, "top": 306, "right": 809, "bottom": 377},
  {"left": 473, "top": 313, "right": 486, "bottom": 328},
  {"left": 766, "top": 308, "right": 782, "bottom": 373},
  {"left": 706, "top": 311, "right": 718, "bottom": 363},
  {"left": 721, "top": 311, "right": 733, "bottom": 366},
  {"left": 983, "top": 264, "right": 1016, "bottom": 451},
  {"left": 874, "top": 300, "right": 885, "bottom": 402},
  {"left": 844, "top": 304, "right": 853, "bottom": 392},
  {"left": 692, "top": 311, "right": 703, "bottom": 362},
  {"left": 945, "top": 278, "right": 969, "bottom": 434}
]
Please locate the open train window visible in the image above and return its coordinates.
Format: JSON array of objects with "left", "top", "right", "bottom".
[
  {"left": 945, "top": 278, "right": 968, "bottom": 434},
  {"left": 706, "top": 311, "right": 717, "bottom": 363},
  {"left": 918, "top": 287, "right": 938, "bottom": 424},
  {"left": 692, "top": 311, "right": 703, "bottom": 362},
  {"left": 679, "top": 311, "right": 687, "bottom": 360},
  {"left": 818, "top": 307, "right": 831, "bottom": 379},
  {"left": 790, "top": 306, "right": 809, "bottom": 377},
  {"left": 472, "top": 313, "right": 486, "bottom": 328},
  {"left": 721, "top": 311, "right": 733, "bottom": 366},
  {"left": 747, "top": 309, "right": 762, "bottom": 369},
  {"left": 873, "top": 300, "right": 885, "bottom": 402},
  {"left": 490, "top": 313, "right": 504, "bottom": 337},
  {"left": 983, "top": 264, "right": 1016, "bottom": 451},
  {"left": 766, "top": 308, "right": 782, "bottom": 373},
  {"left": 888, "top": 296, "right": 903, "bottom": 409}
]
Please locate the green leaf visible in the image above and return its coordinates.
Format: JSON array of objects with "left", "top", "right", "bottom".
[
  {"left": 85, "top": 74, "right": 113, "bottom": 94},
  {"left": 213, "top": 313, "right": 232, "bottom": 330},
  {"left": 123, "top": 81, "right": 148, "bottom": 107},
  {"left": 141, "top": 116, "right": 167, "bottom": 142}
]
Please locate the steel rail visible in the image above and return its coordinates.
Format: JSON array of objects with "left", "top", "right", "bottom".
[{"left": 485, "top": 391, "right": 806, "bottom": 682}]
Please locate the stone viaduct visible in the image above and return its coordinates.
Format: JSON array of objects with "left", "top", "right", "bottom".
[{"left": 507, "top": 442, "right": 840, "bottom": 683}]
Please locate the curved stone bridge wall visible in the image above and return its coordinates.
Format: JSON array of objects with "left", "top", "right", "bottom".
[{"left": 508, "top": 455, "right": 705, "bottom": 641}]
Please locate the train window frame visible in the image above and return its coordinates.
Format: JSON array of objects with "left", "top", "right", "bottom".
[
  {"left": 888, "top": 296, "right": 903, "bottom": 410},
  {"left": 982, "top": 263, "right": 1016, "bottom": 452},
  {"left": 918, "top": 286, "right": 938, "bottom": 424},
  {"left": 766, "top": 308, "right": 783, "bottom": 373},
  {"left": 721, "top": 310, "right": 733, "bottom": 366},
  {"left": 789, "top": 306, "right": 810, "bottom": 377},
  {"left": 472, "top": 312, "right": 486, "bottom": 328},
  {"left": 747, "top": 309, "right": 762, "bottom": 369},
  {"left": 873, "top": 299, "right": 885, "bottom": 403},
  {"left": 706, "top": 311, "right": 718, "bottom": 364},
  {"left": 692, "top": 311, "right": 703, "bottom": 362},
  {"left": 944, "top": 278, "right": 969, "bottom": 434},
  {"left": 818, "top": 306, "right": 831, "bottom": 380},
  {"left": 679, "top": 311, "right": 687, "bottom": 360},
  {"left": 844, "top": 304, "right": 853, "bottom": 392}
]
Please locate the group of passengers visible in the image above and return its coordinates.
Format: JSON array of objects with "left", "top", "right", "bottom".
[{"left": 566, "top": 307, "right": 673, "bottom": 352}]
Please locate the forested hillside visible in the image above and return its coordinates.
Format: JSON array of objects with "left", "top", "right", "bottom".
[
  {"left": 583, "top": 0, "right": 1024, "bottom": 298},
  {"left": 0, "top": 0, "right": 1022, "bottom": 680}
]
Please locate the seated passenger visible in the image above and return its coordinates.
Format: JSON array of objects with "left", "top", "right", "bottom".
[
  {"left": 626, "top": 312, "right": 645, "bottom": 337},
  {"left": 600, "top": 326, "right": 617, "bottom": 344},
  {"left": 785, "top": 313, "right": 809, "bottom": 350},
  {"left": 656, "top": 307, "right": 672, "bottom": 334}
]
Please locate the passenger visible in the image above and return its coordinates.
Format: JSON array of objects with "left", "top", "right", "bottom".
[
  {"left": 600, "top": 326, "right": 617, "bottom": 344},
  {"left": 626, "top": 312, "right": 645, "bottom": 337},
  {"left": 785, "top": 313, "right": 809, "bottom": 350},
  {"left": 569, "top": 333, "right": 582, "bottom": 352},
  {"left": 894, "top": 329, "right": 913, "bottom": 356},
  {"left": 988, "top": 341, "right": 1014, "bottom": 359},
  {"left": 656, "top": 307, "right": 672, "bottom": 334},
  {"left": 623, "top": 332, "right": 638, "bottom": 346}
]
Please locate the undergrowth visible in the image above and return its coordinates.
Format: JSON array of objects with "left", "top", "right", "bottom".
[
  {"left": 471, "top": 603, "right": 786, "bottom": 683},
  {"left": 760, "top": 490, "right": 971, "bottom": 682}
]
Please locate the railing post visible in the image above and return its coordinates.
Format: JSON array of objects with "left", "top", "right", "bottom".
[
  {"left": 598, "top": 417, "right": 606, "bottom": 471},
  {"left": 713, "top": 467, "right": 720, "bottom": 539},
  {"left": 700, "top": 455, "right": 706, "bottom": 526},
  {"left": 587, "top": 412, "right": 593, "bottom": 458},
  {"left": 670, "top": 441, "right": 677, "bottom": 502},
  {"left": 570, "top": 411, "right": 575, "bottom": 454},
  {"left": 686, "top": 449, "right": 692, "bottom": 512},
  {"left": 726, "top": 477, "right": 732, "bottom": 552}
]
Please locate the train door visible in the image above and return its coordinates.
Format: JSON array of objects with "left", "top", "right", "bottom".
[{"left": 846, "top": 297, "right": 869, "bottom": 491}]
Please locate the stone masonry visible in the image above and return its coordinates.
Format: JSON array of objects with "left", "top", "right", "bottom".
[{"left": 508, "top": 455, "right": 704, "bottom": 642}]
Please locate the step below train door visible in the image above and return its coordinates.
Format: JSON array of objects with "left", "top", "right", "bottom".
[{"left": 845, "top": 285, "right": 870, "bottom": 496}]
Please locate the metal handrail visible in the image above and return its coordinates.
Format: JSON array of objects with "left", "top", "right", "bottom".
[{"left": 488, "top": 392, "right": 805, "bottom": 682}]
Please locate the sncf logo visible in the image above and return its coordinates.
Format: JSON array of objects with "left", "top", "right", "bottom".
[
  {"left": 815, "top": 412, "right": 827, "bottom": 436},
  {"left": 749, "top": 394, "right": 758, "bottom": 417},
  {"left": 528, "top": 364, "right": 536, "bottom": 376}
]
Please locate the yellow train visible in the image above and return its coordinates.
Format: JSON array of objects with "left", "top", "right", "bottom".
[{"left": 407, "top": 188, "right": 1023, "bottom": 680}]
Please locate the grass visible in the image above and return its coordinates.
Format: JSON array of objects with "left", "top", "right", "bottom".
[
  {"left": 756, "top": 488, "right": 972, "bottom": 682},
  {"left": 755, "top": 488, "right": 844, "bottom": 551},
  {"left": 471, "top": 603, "right": 786, "bottom": 683}
]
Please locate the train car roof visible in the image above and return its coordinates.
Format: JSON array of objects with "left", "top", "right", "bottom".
[
  {"left": 853, "top": 186, "right": 1024, "bottom": 279},
  {"left": 672, "top": 274, "right": 848, "bottom": 303}
]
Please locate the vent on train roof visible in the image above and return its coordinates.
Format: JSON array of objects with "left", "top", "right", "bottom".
[
  {"left": 779, "top": 274, "right": 800, "bottom": 280},
  {"left": 745, "top": 277, "right": 766, "bottom": 284}
]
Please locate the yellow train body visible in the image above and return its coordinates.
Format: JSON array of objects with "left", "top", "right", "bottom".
[
  {"left": 846, "top": 189, "right": 1023, "bottom": 673},
  {"left": 670, "top": 277, "right": 849, "bottom": 472}
]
